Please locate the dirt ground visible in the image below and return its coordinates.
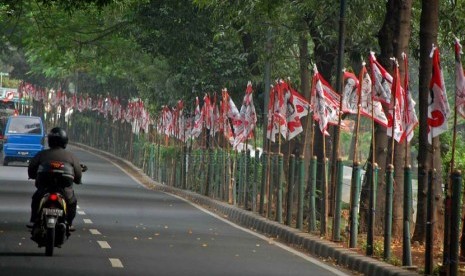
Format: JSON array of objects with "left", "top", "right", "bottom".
[{"left": 341, "top": 234, "right": 464, "bottom": 275}]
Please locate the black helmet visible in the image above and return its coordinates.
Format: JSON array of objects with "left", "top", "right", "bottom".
[{"left": 48, "top": 127, "right": 68, "bottom": 149}]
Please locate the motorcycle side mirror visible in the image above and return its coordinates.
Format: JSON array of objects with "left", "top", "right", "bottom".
[{"left": 80, "top": 164, "right": 88, "bottom": 172}]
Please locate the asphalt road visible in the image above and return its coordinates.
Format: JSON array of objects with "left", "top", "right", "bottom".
[{"left": 0, "top": 146, "right": 350, "bottom": 276}]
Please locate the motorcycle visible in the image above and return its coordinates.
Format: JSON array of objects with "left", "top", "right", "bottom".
[{"left": 30, "top": 163, "right": 87, "bottom": 256}]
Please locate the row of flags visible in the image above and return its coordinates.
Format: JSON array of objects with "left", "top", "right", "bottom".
[
  {"left": 156, "top": 82, "right": 258, "bottom": 150},
  {"left": 18, "top": 82, "right": 152, "bottom": 134},
  {"left": 308, "top": 42, "right": 457, "bottom": 146},
  {"left": 17, "top": 39, "right": 465, "bottom": 149},
  {"left": 311, "top": 52, "right": 418, "bottom": 144},
  {"left": 264, "top": 39, "right": 461, "bottom": 147}
]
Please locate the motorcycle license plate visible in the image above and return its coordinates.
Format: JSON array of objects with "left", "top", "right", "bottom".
[{"left": 43, "top": 208, "right": 63, "bottom": 216}]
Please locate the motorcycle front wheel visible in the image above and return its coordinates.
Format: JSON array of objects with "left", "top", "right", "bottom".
[{"left": 45, "top": 227, "right": 55, "bottom": 256}]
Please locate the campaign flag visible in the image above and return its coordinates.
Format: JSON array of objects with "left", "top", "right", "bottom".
[
  {"left": 233, "top": 82, "right": 257, "bottom": 148},
  {"left": 401, "top": 53, "right": 418, "bottom": 142},
  {"left": 176, "top": 100, "right": 185, "bottom": 140},
  {"left": 202, "top": 94, "right": 212, "bottom": 131},
  {"left": 191, "top": 97, "right": 203, "bottom": 138},
  {"left": 221, "top": 88, "right": 239, "bottom": 143},
  {"left": 266, "top": 82, "right": 286, "bottom": 142},
  {"left": 427, "top": 45, "right": 451, "bottom": 143},
  {"left": 281, "top": 81, "right": 311, "bottom": 140},
  {"left": 455, "top": 38, "right": 465, "bottom": 118},
  {"left": 290, "top": 85, "right": 311, "bottom": 118},
  {"left": 162, "top": 105, "right": 173, "bottom": 136},
  {"left": 359, "top": 63, "right": 388, "bottom": 126},
  {"left": 210, "top": 93, "right": 220, "bottom": 137},
  {"left": 311, "top": 67, "right": 341, "bottom": 135},
  {"left": 370, "top": 52, "right": 393, "bottom": 105},
  {"left": 387, "top": 60, "right": 405, "bottom": 142},
  {"left": 342, "top": 71, "right": 360, "bottom": 114}
]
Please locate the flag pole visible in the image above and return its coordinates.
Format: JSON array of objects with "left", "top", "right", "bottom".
[
  {"left": 371, "top": 69, "right": 376, "bottom": 173},
  {"left": 306, "top": 72, "right": 317, "bottom": 159},
  {"left": 389, "top": 58, "right": 398, "bottom": 166},
  {"left": 322, "top": 128, "right": 328, "bottom": 237},
  {"left": 451, "top": 39, "right": 461, "bottom": 175},
  {"left": 352, "top": 67, "right": 363, "bottom": 164},
  {"left": 266, "top": 85, "right": 276, "bottom": 218}
]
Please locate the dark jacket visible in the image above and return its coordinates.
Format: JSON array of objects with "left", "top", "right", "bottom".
[{"left": 28, "top": 147, "right": 82, "bottom": 187}]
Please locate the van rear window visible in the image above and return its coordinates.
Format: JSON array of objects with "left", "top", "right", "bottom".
[{"left": 7, "top": 117, "right": 42, "bottom": 134}]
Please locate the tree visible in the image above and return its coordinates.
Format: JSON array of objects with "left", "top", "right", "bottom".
[
  {"left": 359, "top": 0, "right": 413, "bottom": 238},
  {"left": 412, "top": 0, "right": 443, "bottom": 245}
]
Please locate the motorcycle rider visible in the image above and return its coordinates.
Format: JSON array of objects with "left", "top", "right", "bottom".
[{"left": 27, "top": 127, "right": 82, "bottom": 231}]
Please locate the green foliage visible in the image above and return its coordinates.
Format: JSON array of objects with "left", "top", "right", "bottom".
[
  {"left": 159, "top": 146, "right": 180, "bottom": 160},
  {"left": 361, "top": 239, "right": 384, "bottom": 258},
  {"left": 440, "top": 127, "right": 465, "bottom": 184}
]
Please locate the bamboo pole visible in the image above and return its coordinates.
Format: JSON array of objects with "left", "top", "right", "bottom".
[
  {"left": 401, "top": 53, "right": 413, "bottom": 267},
  {"left": 321, "top": 134, "right": 328, "bottom": 236},
  {"left": 265, "top": 85, "right": 276, "bottom": 218}
]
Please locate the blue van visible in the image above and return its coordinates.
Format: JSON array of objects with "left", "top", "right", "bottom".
[{"left": 2, "top": 116, "right": 45, "bottom": 166}]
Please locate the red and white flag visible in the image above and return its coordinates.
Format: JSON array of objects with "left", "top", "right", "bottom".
[
  {"left": 370, "top": 52, "right": 392, "bottom": 105},
  {"left": 233, "top": 82, "right": 257, "bottom": 148},
  {"left": 202, "top": 94, "right": 212, "bottom": 131},
  {"left": 176, "top": 100, "right": 186, "bottom": 141},
  {"left": 427, "top": 45, "right": 451, "bottom": 144},
  {"left": 401, "top": 53, "right": 418, "bottom": 143},
  {"left": 311, "top": 67, "right": 341, "bottom": 135},
  {"left": 289, "top": 82, "right": 311, "bottom": 119},
  {"left": 221, "top": 88, "right": 239, "bottom": 143},
  {"left": 387, "top": 59, "right": 405, "bottom": 142},
  {"left": 210, "top": 93, "right": 220, "bottom": 137},
  {"left": 359, "top": 63, "right": 388, "bottom": 126},
  {"left": 266, "top": 82, "right": 286, "bottom": 142},
  {"left": 283, "top": 81, "right": 311, "bottom": 140},
  {"left": 342, "top": 71, "right": 360, "bottom": 114},
  {"left": 191, "top": 97, "right": 203, "bottom": 138},
  {"left": 162, "top": 105, "right": 173, "bottom": 137},
  {"left": 455, "top": 38, "right": 465, "bottom": 118}
]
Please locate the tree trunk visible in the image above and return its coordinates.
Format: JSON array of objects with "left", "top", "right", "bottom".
[
  {"left": 412, "top": 0, "right": 442, "bottom": 244},
  {"left": 390, "top": 0, "right": 413, "bottom": 240},
  {"left": 359, "top": 0, "right": 412, "bottom": 237},
  {"left": 360, "top": 0, "right": 394, "bottom": 235}
]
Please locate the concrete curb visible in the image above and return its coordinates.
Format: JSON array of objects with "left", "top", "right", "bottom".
[{"left": 75, "top": 143, "right": 419, "bottom": 276}]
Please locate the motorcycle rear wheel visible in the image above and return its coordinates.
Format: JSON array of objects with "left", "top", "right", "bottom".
[{"left": 45, "top": 227, "right": 55, "bottom": 256}]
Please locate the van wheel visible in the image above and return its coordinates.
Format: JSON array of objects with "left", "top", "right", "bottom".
[{"left": 3, "top": 158, "right": 8, "bottom": 166}]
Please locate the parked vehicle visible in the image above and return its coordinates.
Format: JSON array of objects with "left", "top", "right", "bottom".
[
  {"left": 0, "top": 100, "right": 18, "bottom": 117},
  {"left": 2, "top": 115, "right": 45, "bottom": 165},
  {"left": 30, "top": 163, "right": 87, "bottom": 256}
]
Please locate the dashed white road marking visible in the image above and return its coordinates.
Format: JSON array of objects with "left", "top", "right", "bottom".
[
  {"left": 83, "top": 219, "right": 93, "bottom": 224},
  {"left": 109, "top": 258, "right": 124, "bottom": 268},
  {"left": 89, "top": 229, "right": 101, "bottom": 235},
  {"left": 77, "top": 210, "right": 86, "bottom": 215},
  {"left": 97, "top": 241, "right": 111, "bottom": 249}
]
